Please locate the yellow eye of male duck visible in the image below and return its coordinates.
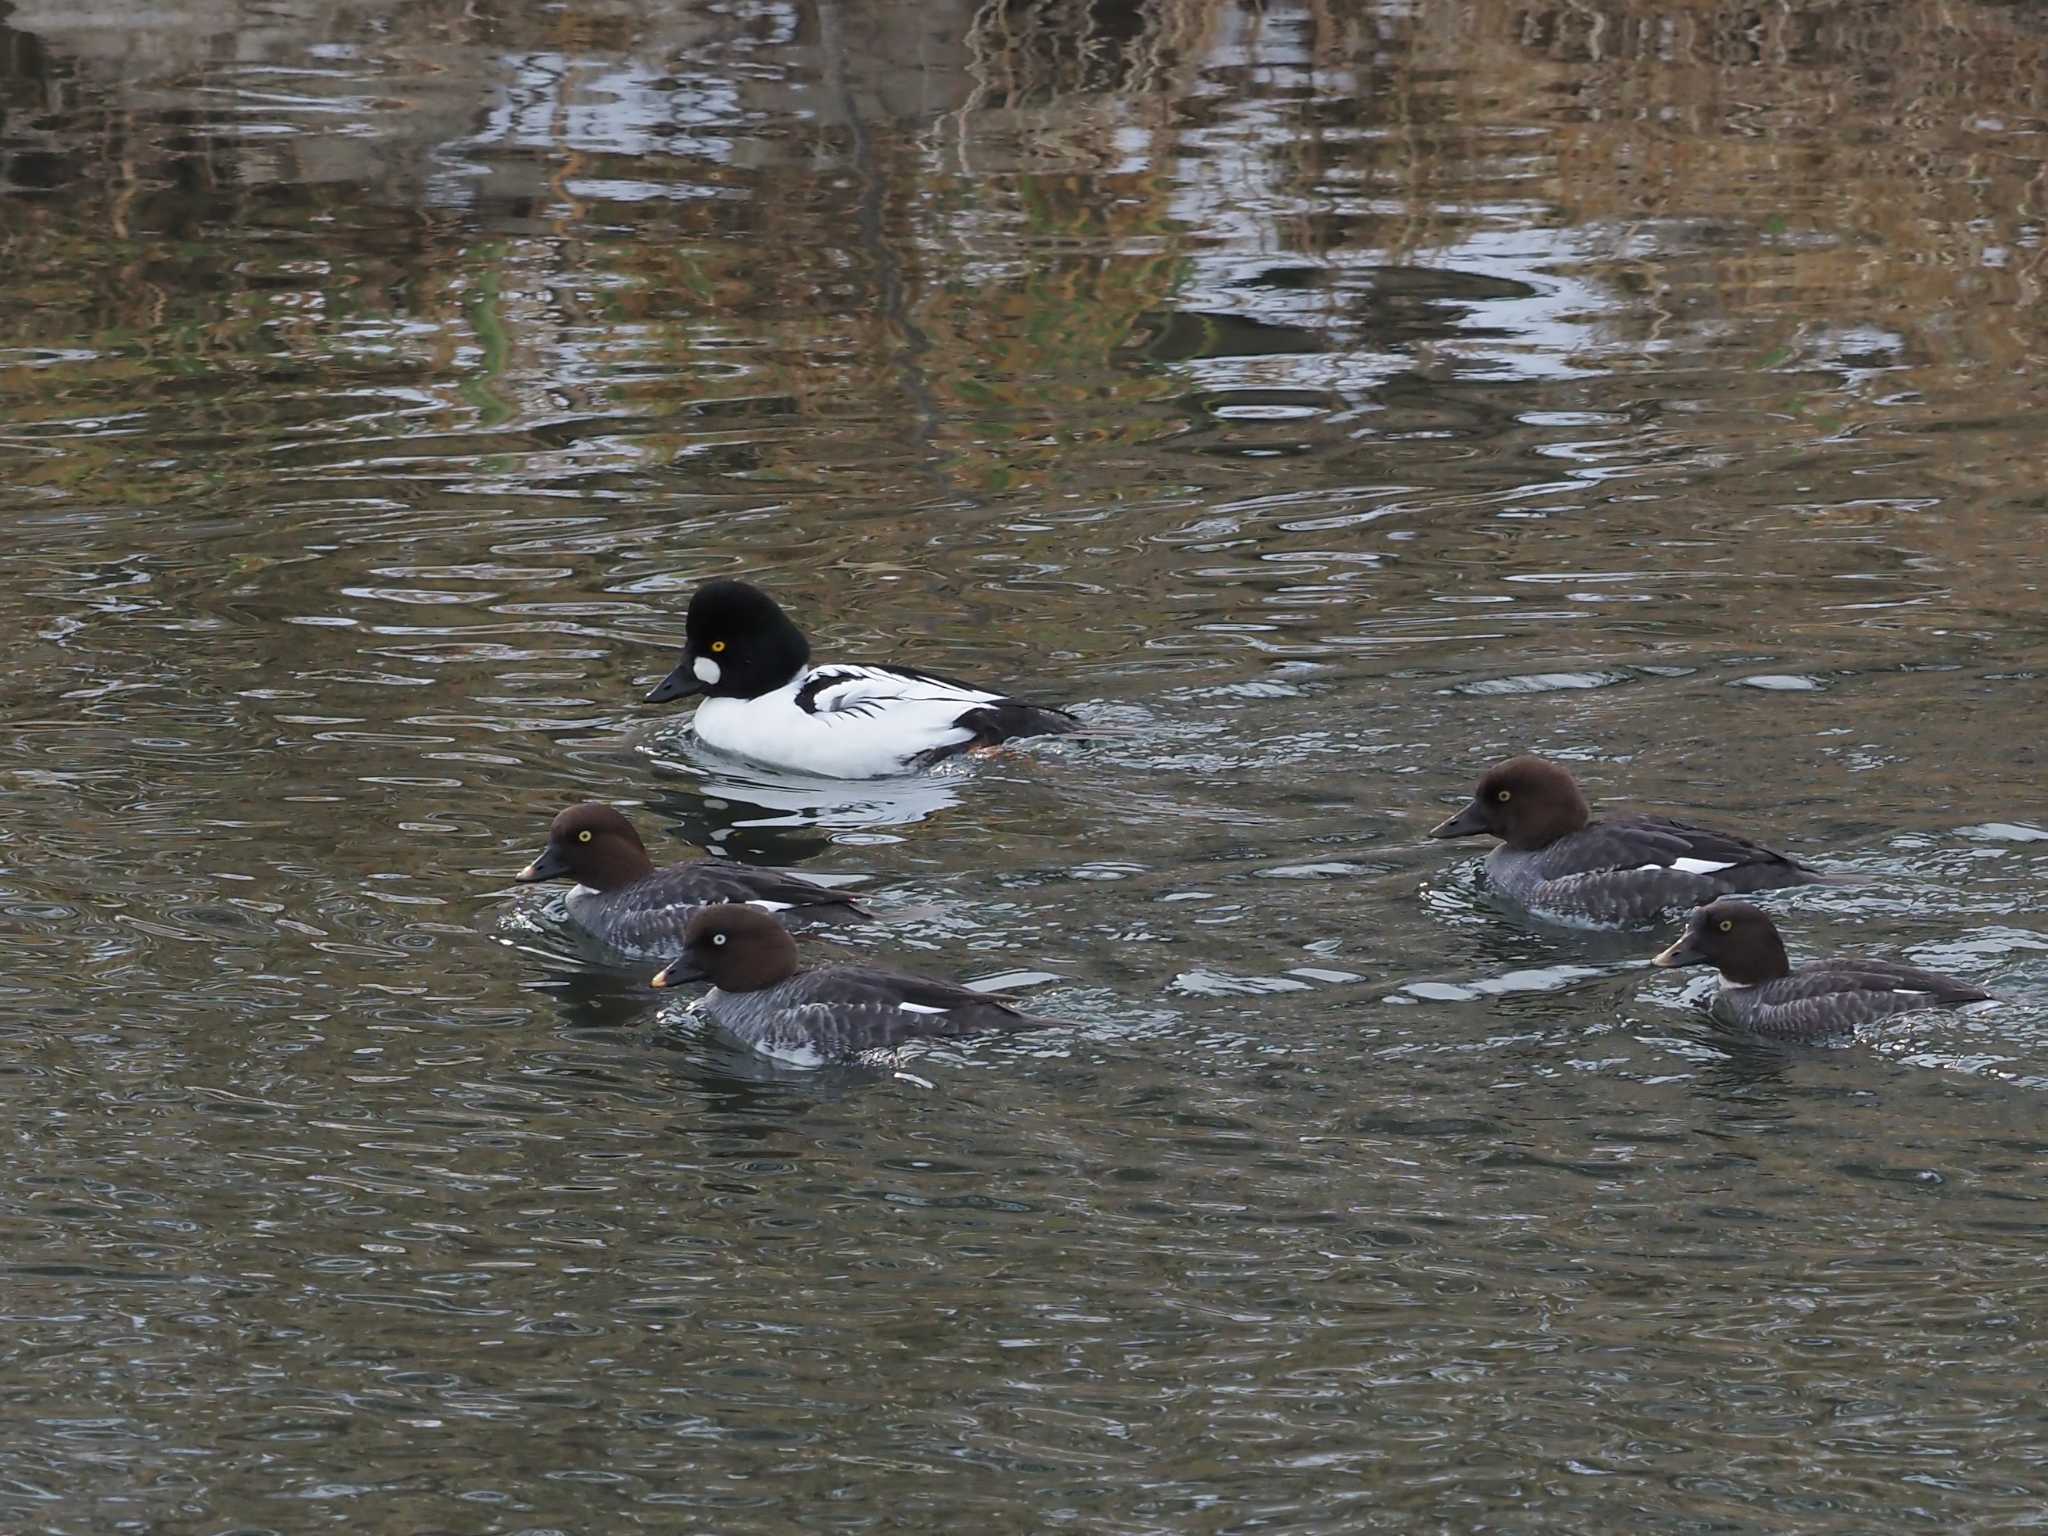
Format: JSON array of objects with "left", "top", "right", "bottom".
[{"left": 711, "top": 640, "right": 727, "bottom": 653}]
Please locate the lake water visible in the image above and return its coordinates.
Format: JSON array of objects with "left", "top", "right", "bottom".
[{"left": 3, "top": 2, "right": 2047, "bottom": 1530}]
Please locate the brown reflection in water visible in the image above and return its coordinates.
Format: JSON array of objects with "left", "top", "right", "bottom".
[
  {"left": 1, "top": 3, "right": 2040, "bottom": 434},
  {"left": 0, "top": 0, "right": 2041, "bottom": 770}
]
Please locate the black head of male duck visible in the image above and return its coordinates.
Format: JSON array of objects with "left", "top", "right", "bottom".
[
  {"left": 644, "top": 578, "right": 810, "bottom": 705},
  {"left": 649, "top": 903, "right": 1059, "bottom": 1064},
  {"left": 1428, "top": 754, "right": 1826, "bottom": 926},
  {"left": 1652, "top": 898, "right": 1993, "bottom": 1041}
]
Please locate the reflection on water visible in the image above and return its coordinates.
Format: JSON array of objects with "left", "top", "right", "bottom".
[
  {"left": 645, "top": 735, "right": 978, "bottom": 836},
  {"left": 3, "top": 0, "right": 2048, "bottom": 1530}
]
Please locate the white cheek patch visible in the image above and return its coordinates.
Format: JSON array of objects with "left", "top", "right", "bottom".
[
  {"left": 898, "top": 1002, "right": 947, "bottom": 1015},
  {"left": 1672, "top": 857, "right": 1737, "bottom": 875},
  {"left": 693, "top": 655, "right": 722, "bottom": 685}
]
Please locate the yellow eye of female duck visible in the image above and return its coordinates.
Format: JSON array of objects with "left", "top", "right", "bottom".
[
  {"left": 578, "top": 829, "right": 592, "bottom": 843},
  {"left": 1495, "top": 789, "right": 1511, "bottom": 802}
]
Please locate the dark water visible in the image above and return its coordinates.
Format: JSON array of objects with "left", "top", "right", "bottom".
[{"left": 4, "top": 2, "right": 2048, "bottom": 1529}]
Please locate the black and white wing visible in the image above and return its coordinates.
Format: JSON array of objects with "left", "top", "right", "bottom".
[{"left": 796, "top": 664, "right": 1076, "bottom": 767}]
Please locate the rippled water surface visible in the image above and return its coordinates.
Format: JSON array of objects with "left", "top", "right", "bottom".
[{"left": 5, "top": 2, "right": 2048, "bottom": 1530}]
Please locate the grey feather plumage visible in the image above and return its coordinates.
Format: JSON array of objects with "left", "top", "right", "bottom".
[
  {"left": 1708, "top": 959, "right": 1991, "bottom": 1041},
  {"left": 1488, "top": 813, "right": 1823, "bottom": 924},
  {"left": 699, "top": 966, "right": 1053, "bottom": 1061},
  {"left": 566, "top": 864, "right": 859, "bottom": 958}
]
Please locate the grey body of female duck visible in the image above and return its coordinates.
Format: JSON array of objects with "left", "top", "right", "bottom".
[
  {"left": 1652, "top": 899, "right": 1993, "bottom": 1041},
  {"left": 1429, "top": 755, "right": 1827, "bottom": 925},
  {"left": 650, "top": 904, "right": 1059, "bottom": 1065},
  {"left": 514, "top": 802, "right": 863, "bottom": 958}
]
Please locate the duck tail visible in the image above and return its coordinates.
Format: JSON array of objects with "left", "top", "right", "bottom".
[{"left": 956, "top": 698, "right": 1082, "bottom": 745}]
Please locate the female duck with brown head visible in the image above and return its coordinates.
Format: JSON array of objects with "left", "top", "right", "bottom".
[
  {"left": 650, "top": 904, "right": 1061, "bottom": 1066},
  {"left": 1652, "top": 899, "right": 1992, "bottom": 1041},
  {"left": 1428, "top": 755, "right": 1827, "bottom": 926},
  {"left": 514, "top": 802, "right": 864, "bottom": 958}
]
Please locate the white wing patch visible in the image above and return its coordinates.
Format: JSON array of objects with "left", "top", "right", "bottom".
[
  {"left": 1672, "top": 857, "right": 1737, "bottom": 875},
  {"left": 898, "top": 1001, "right": 948, "bottom": 1015},
  {"left": 1891, "top": 988, "right": 1932, "bottom": 996},
  {"left": 743, "top": 900, "right": 795, "bottom": 913}
]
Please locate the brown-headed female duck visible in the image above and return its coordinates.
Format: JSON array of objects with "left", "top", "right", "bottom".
[
  {"left": 1653, "top": 899, "right": 1992, "bottom": 1040},
  {"left": 649, "top": 904, "right": 1060, "bottom": 1065},
  {"left": 514, "top": 802, "right": 863, "bottom": 957},
  {"left": 1429, "top": 755, "right": 1826, "bottom": 925}
]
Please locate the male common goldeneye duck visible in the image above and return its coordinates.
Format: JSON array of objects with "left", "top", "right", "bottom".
[
  {"left": 513, "top": 802, "right": 864, "bottom": 958},
  {"left": 1427, "top": 754, "right": 1826, "bottom": 925},
  {"left": 1653, "top": 899, "right": 1993, "bottom": 1041},
  {"left": 648, "top": 903, "right": 1059, "bottom": 1065},
  {"left": 641, "top": 576, "right": 1078, "bottom": 779}
]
